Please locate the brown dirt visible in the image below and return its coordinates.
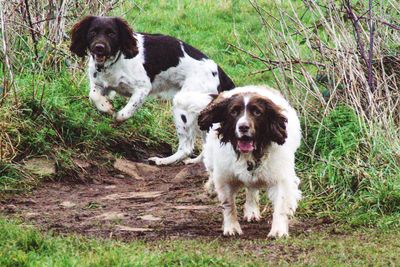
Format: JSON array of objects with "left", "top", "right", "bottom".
[{"left": 0, "top": 151, "right": 331, "bottom": 242}]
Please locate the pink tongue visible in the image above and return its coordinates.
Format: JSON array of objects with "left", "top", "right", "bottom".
[{"left": 237, "top": 140, "right": 254, "bottom": 153}]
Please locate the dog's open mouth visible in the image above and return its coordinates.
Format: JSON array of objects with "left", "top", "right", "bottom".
[
  {"left": 237, "top": 136, "right": 254, "bottom": 153},
  {"left": 93, "top": 54, "right": 107, "bottom": 64}
]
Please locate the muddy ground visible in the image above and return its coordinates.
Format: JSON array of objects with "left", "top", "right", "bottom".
[{"left": 1, "top": 148, "right": 330, "bottom": 242}]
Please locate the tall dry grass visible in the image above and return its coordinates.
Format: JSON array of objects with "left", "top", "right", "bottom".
[{"left": 238, "top": 0, "right": 399, "bottom": 147}]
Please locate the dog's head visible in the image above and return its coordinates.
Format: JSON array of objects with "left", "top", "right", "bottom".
[
  {"left": 70, "top": 16, "right": 138, "bottom": 69},
  {"left": 199, "top": 92, "right": 287, "bottom": 157}
]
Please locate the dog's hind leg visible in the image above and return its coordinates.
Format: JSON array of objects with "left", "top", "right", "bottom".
[
  {"left": 183, "top": 131, "right": 206, "bottom": 164},
  {"left": 149, "top": 91, "right": 212, "bottom": 166},
  {"left": 148, "top": 107, "right": 196, "bottom": 165}
]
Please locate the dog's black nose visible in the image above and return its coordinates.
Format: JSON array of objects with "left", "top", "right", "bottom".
[
  {"left": 239, "top": 124, "right": 250, "bottom": 133},
  {"left": 94, "top": 43, "right": 106, "bottom": 55}
]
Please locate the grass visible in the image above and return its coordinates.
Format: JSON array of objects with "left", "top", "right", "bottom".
[
  {"left": 1, "top": 0, "right": 400, "bottom": 265},
  {"left": 1, "top": 218, "right": 400, "bottom": 266}
]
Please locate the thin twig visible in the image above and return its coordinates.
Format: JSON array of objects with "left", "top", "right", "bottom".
[
  {"left": 367, "top": 0, "right": 375, "bottom": 92},
  {"left": 344, "top": 0, "right": 368, "bottom": 67},
  {"left": 229, "top": 43, "right": 326, "bottom": 67},
  {"left": 23, "top": 0, "right": 38, "bottom": 59}
]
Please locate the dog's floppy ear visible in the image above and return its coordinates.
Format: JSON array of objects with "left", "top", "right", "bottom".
[
  {"left": 114, "top": 17, "right": 138, "bottom": 59},
  {"left": 70, "top": 16, "right": 95, "bottom": 57},
  {"left": 259, "top": 98, "right": 288, "bottom": 145},
  {"left": 198, "top": 96, "right": 230, "bottom": 131}
]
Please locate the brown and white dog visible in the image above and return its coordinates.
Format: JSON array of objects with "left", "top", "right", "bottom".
[
  {"left": 69, "top": 16, "right": 234, "bottom": 165},
  {"left": 198, "top": 85, "right": 302, "bottom": 237}
]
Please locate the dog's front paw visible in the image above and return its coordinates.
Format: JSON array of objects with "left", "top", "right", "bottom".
[
  {"left": 243, "top": 207, "right": 261, "bottom": 222},
  {"left": 267, "top": 225, "right": 289, "bottom": 238},
  {"left": 204, "top": 179, "right": 216, "bottom": 197},
  {"left": 95, "top": 100, "right": 114, "bottom": 115},
  {"left": 114, "top": 111, "right": 128, "bottom": 122},
  {"left": 223, "top": 221, "right": 242, "bottom": 236}
]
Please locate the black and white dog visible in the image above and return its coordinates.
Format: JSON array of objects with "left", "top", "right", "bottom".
[{"left": 70, "top": 16, "right": 234, "bottom": 165}]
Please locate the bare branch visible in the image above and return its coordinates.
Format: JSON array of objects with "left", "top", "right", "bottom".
[{"left": 22, "top": 0, "right": 38, "bottom": 59}]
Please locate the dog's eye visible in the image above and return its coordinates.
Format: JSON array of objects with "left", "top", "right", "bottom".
[
  {"left": 108, "top": 32, "right": 116, "bottom": 38},
  {"left": 230, "top": 109, "right": 238, "bottom": 116},
  {"left": 252, "top": 109, "right": 261, "bottom": 116},
  {"left": 89, "top": 30, "right": 96, "bottom": 37}
]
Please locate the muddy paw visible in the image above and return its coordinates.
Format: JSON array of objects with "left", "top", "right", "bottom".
[
  {"left": 223, "top": 222, "right": 243, "bottom": 236},
  {"left": 204, "top": 180, "right": 216, "bottom": 197},
  {"left": 114, "top": 111, "right": 128, "bottom": 122},
  {"left": 243, "top": 209, "right": 261, "bottom": 222},
  {"left": 95, "top": 100, "right": 114, "bottom": 115},
  {"left": 267, "top": 228, "right": 289, "bottom": 238}
]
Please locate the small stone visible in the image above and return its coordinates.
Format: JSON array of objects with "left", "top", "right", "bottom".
[
  {"left": 24, "top": 157, "right": 56, "bottom": 176},
  {"left": 25, "top": 212, "right": 39, "bottom": 218},
  {"left": 60, "top": 201, "right": 76, "bottom": 208},
  {"left": 104, "top": 185, "right": 117, "bottom": 189},
  {"left": 96, "top": 212, "right": 126, "bottom": 221},
  {"left": 4, "top": 204, "right": 17, "bottom": 213},
  {"left": 139, "top": 214, "right": 161, "bottom": 221}
]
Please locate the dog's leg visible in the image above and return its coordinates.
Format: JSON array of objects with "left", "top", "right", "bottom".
[
  {"left": 149, "top": 108, "right": 196, "bottom": 165},
  {"left": 214, "top": 177, "right": 242, "bottom": 236},
  {"left": 114, "top": 87, "right": 151, "bottom": 122},
  {"left": 106, "top": 90, "right": 117, "bottom": 100},
  {"left": 204, "top": 176, "right": 215, "bottom": 196},
  {"left": 267, "top": 177, "right": 301, "bottom": 238},
  {"left": 89, "top": 85, "right": 114, "bottom": 115},
  {"left": 243, "top": 188, "right": 261, "bottom": 222},
  {"left": 183, "top": 131, "right": 206, "bottom": 164}
]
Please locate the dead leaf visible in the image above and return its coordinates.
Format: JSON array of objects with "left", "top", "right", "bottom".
[
  {"left": 174, "top": 205, "right": 210, "bottom": 210},
  {"left": 73, "top": 158, "right": 90, "bottom": 169},
  {"left": 113, "top": 159, "right": 160, "bottom": 180},
  {"left": 95, "top": 212, "right": 126, "bottom": 221},
  {"left": 115, "top": 225, "right": 153, "bottom": 232},
  {"left": 102, "top": 191, "right": 163, "bottom": 200}
]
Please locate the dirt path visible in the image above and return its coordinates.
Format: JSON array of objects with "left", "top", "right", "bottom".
[{"left": 1, "top": 154, "right": 328, "bottom": 241}]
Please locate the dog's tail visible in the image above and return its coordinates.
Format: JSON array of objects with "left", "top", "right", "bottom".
[{"left": 217, "top": 66, "right": 235, "bottom": 92}]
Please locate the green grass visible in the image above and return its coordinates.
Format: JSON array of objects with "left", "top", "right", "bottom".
[{"left": 1, "top": 218, "right": 400, "bottom": 266}]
